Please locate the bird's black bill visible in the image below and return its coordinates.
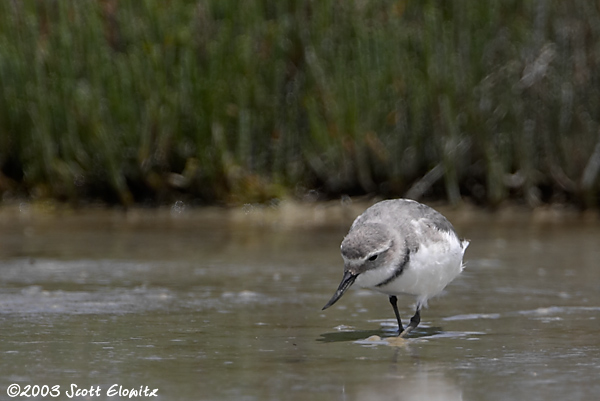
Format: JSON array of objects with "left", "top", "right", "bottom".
[{"left": 322, "top": 271, "right": 357, "bottom": 310}]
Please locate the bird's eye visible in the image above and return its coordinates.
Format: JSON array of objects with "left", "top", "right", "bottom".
[{"left": 368, "top": 254, "right": 378, "bottom": 262}]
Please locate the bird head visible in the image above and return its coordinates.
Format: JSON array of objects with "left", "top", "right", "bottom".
[{"left": 322, "top": 223, "right": 397, "bottom": 310}]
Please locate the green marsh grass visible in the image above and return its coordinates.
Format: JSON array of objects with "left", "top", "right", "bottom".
[{"left": 0, "top": 1, "right": 599, "bottom": 207}]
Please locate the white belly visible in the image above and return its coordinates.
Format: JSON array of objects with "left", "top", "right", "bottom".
[{"left": 355, "top": 234, "right": 467, "bottom": 307}]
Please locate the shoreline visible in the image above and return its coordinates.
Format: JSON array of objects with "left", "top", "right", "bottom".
[{"left": 1, "top": 198, "right": 598, "bottom": 228}]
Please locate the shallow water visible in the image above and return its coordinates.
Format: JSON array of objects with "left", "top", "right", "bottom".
[{"left": 1, "top": 203, "right": 599, "bottom": 400}]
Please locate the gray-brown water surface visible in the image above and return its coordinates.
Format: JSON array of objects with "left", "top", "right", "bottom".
[{"left": 1, "top": 202, "right": 599, "bottom": 400}]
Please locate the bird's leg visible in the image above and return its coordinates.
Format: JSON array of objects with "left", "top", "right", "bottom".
[
  {"left": 399, "top": 307, "right": 421, "bottom": 338},
  {"left": 388, "top": 296, "right": 404, "bottom": 334}
]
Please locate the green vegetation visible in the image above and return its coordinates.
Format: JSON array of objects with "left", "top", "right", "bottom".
[{"left": 1, "top": 0, "right": 600, "bottom": 207}]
